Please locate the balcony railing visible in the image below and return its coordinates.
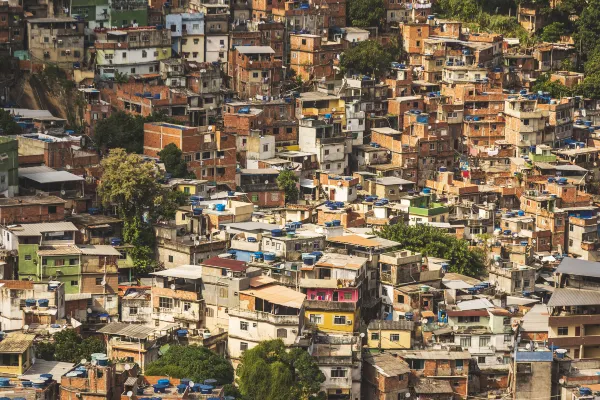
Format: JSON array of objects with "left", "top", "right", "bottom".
[{"left": 228, "top": 307, "right": 300, "bottom": 325}]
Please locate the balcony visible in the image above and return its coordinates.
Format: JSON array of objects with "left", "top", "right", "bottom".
[
  {"left": 549, "top": 314, "right": 600, "bottom": 326},
  {"left": 228, "top": 307, "right": 300, "bottom": 325},
  {"left": 81, "top": 262, "right": 118, "bottom": 274}
]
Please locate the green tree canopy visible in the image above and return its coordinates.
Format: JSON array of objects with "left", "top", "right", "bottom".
[
  {"left": 276, "top": 170, "right": 299, "bottom": 204},
  {"left": 94, "top": 111, "right": 176, "bottom": 154},
  {"left": 145, "top": 345, "right": 233, "bottom": 385},
  {"left": 339, "top": 40, "right": 393, "bottom": 78},
  {"left": 532, "top": 73, "right": 573, "bottom": 98},
  {"left": 236, "top": 340, "right": 326, "bottom": 400},
  {"left": 347, "top": 0, "right": 385, "bottom": 28},
  {"left": 35, "top": 329, "right": 106, "bottom": 363},
  {"left": 98, "top": 149, "right": 183, "bottom": 273},
  {"left": 575, "top": 0, "right": 600, "bottom": 56},
  {"left": 0, "top": 109, "right": 22, "bottom": 135},
  {"left": 540, "top": 21, "right": 565, "bottom": 43},
  {"left": 158, "top": 143, "right": 195, "bottom": 179},
  {"left": 375, "top": 223, "right": 487, "bottom": 277}
]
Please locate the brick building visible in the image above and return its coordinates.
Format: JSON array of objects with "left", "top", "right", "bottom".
[
  {"left": 228, "top": 46, "right": 283, "bottom": 100},
  {"left": 289, "top": 34, "right": 343, "bottom": 81},
  {"left": 143, "top": 122, "right": 236, "bottom": 188}
]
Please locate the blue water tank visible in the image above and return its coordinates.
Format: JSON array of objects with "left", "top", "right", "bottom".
[
  {"left": 157, "top": 379, "right": 170, "bottom": 386},
  {"left": 585, "top": 121, "right": 592, "bottom": 127},
  {"left": 405, "top": 312, "right": 414, "bottom": 321},
  {"left": 332, "top": 220, "right": 341, "bottom": 226},
  {"left": 325, "top": 221, "right": 333, "bottom": 227},
  {"left": 264, "top": 252, "right": 276, "bottom": 261},
  {"left": 110, "top": 237, "right": 122, "bottom": 246},
  {"left": 38, "top": 299, "right": 49, "bottom": 307},
  {"left": 215, "top": 204, "right": 226, "bottom": 212},
  {"left": 193, "top": 208, "right": 202, "bottom": 216},
  {"left": 271, "top": 229, "right": 283, "bottom": 237},
  {"left": 422, "top": 188, "right": 431, "bottom": 194},
  {"left": 253, "top": 252, "right": 264, "bottom": 260},
  {"left": 303, "top": 255, "right": 316, "bottom": 265},
  {"left": 25, "top": 299, "right": 36, "bottom": 307},
  {"left": 518, "top": 210, "right": 525, "bottom": 216},
  {"left": 439, "top": 166, "right": 447, "bottom": 172},
  {"left": 177, "top": 329, "right": 188, "bottom": 337}
]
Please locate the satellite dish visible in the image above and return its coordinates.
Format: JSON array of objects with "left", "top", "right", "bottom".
[
  {"left": 118, "top": 43, "right": 122, "bottom": 47},
  {"left": 359, "top": 333, "right": 365, "bottom": 338},
  {"left": 81, "top": 359, "right": 87, "bottom": 364},
  {"left": 532, "top": 239, "right": 537, "bottom": 244},
  {"left": 188, "top": 381, "right": 195, "bottom": 388},
  {"left": 101, "top": 280, "right": 106, "bottom": 286},
  {"left": 87, "top": 308, "right": 92, "bottom": 314},
  {"left": 559, "top": 378, "right": 565, "bottom": 385},
  {"left": 126, "top": 392, "right": 133, "bottom": 398},
  {"left": 124, "top": 364, "right": 131, "bottom": 371},
  {"left": 265, "top": 180, "right": 269, "bottom": 185},
  {"left": 525, "top": 343, "right": 531, "bottom": 350},
  {"left": 405, "top": 393, "right": 411, "bottom": 398},
  {"left": 452, "top": 326, "right": 459, "bottom": 331},
  {"left": 61, "top": 190, "right": 66, "bottom": 196},
  {"left": 170, "top": 284, "right": 176, "bottom": 290}
]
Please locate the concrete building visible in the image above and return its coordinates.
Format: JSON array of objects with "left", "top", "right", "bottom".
[
  {"left": 228, "top": 46, "right": 282, "bottom": 100},
  {"left": 166, "top": 13, "right": 205, "bottom": 63},
  {"left": 27, "top": 18, "right": 84, "bottom": 68},
  {"left": 298, "top": 118, "right": 347, "bottom": 175},
  {"left": 0, "top": 137, "right": 18, "bottom": 197}
]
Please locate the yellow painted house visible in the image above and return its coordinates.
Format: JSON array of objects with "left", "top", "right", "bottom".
[
  {"left": 0, "top": 333, "right": 36, "bottom": 376},
  {"left": 296, "top": 92, "right": 346, "bottom": 125},
  {"left": 168, "top": 178, "right": 210, "bottom": 196},
  {"left": 367, "top": 320, "right": 414, "bottom": 350},
  {"left": 304, "top": 300, "right": 359, "bottom": 334}
]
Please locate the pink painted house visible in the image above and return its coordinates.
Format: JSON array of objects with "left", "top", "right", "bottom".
[{"left": 306, "top": 287, "right": 359, "bottom": 302}]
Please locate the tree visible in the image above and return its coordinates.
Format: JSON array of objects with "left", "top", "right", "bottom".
[
  {"left": 375, "top": 223, "right": 487, "bottom": 277},
  {"left": 145, "top": 345, "right": 233, "bottom": 385},
  {"left": 575, "top": 0, "right": 600, "bottom": 56},
  {"left": 347, "top": 0, "right": 385, "bottom": 28},
  {"left": 531, "top": 73, "right": 573, "bottom": 98},
  {"left": 35, "top": 329, "right": 106, "bottom": 363},
  {"left": 0, "top": 109, "right": 22, "bottom": 135},
  {"left": 276, "top": 170, "right": 299, "bottom": 204},
  {"left": 158, "top": 143, "right": 195, "bottom": 178},
  {"left": 94, "top": 111, "right": 176, "bottom": 154},
  {"left": 339, "top": 40, "right": 393, "bottom": 78},
  {"left": 540, "top": 22, "right": 565, "bottom": 43},
  {"left": 98, "top": 149, "right": 183, "bottom": 273},
  {"left": 114, "top": 71, "right": 130, "bottom": 84},
  {"left": 236, "top": 340, "right": 326, "bottom": 400}
]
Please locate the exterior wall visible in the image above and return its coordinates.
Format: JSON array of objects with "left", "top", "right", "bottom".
[
  {"left": 367, "top": 328, "right": 411, "bottom": 349},
  {"left": 304, "top": 308, "right": 358, "bottom": 333},
  {"left": 27, "top": 19, "right": 85, "bottom": 68}
]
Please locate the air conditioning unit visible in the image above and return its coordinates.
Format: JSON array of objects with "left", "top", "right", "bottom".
[{"left": 346, "top": 320, "right": 352, "bottom": 325}]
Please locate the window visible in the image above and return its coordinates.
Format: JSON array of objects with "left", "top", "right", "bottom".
[
  {"left": 194, "top": 38, "right": 199, "bottom": 44},
  {"left": 334, "top": 316, "right": 346, "bottom": 325},
  {"left": 558, "top": 326, "right": 569, "bottom": 336},
  {"left": 330, "top": 368, "right": 347, "bottom": 378},
  {"left": 460, "top": 336, "right": 471, "bottom": 348},
  {"left": 95, "top": 277, "right": 103, "bottom": 285},
  {"left": 219, "top": 288, "right": 228, "bottom": 298},
  {"left": 70, "top": 259, "right": 77, "bottom": 265},
  {"left": 381, "top": 287, "right": 388, "bottom": 296},
  {"left": 129, "top": 307, "right": 138, "bottom": 315},
  {"left": 479, "top": 336, "right": 491, "bottom": 347},
  {"left": 371, "top": 332, "right": 379, "bottom": 340},
  {"left": 456, "top": 359, "right": 464, "bottom": 369},
  {"left": 71, "top": 280, "right": 78, "bottom": 286},
  {"left": 397, "top": 294, "right": 405, "bottom": 303},
  {"left": 142, "top": 50, "right": 147, "bottom": 58},
  {"left": 240, "top": 321, "right": 249, "bottom": 330},
  {"left": 429, "top": 143, "right": 435, "bottom": 150},
  {"left": 55, "top": 259, "right": 64, "bottom": 266},
  {"left": 523, "top": 279, "right": 530, "bottom": 288},
  {"left": 168, "top": 255, "right": 174, "bottom": 263},
  {"left": 390, "top": 334, "right": 400, "bottom": 342},
  {"left": 523, "top": 119, "right": 530, "bottom": 126},
  {"left": 277, "top": 328, "right": 287, "bottom": 338},
  {"left": 24, "top": 255, "right": 31, "bottom": 261},
  {"left": 263, "top": 144, "right": 269, "bottom": 152},
  {"left": 416, "top": 40, "right": 420, "bottom": 46},
  {"left": 309, "top": 314, "right": 322, "bottom": 324},
  {"left": 130, "top": 68, "right": 136, "bottom": 73},
  {"left": 252, "top": 194, "right": 259, "bottom": 202},
  {"left": 407, "top": 359, "right": 424, "bottom": 369},
  {"left": 343, "top": 292, "right": 352, "bottom": 300},
  {"left": 48, "top": 206, "right": 57, "bottom": 214},
  {"left": 252, "top": 72, "right": 259, "bottom": 78},
  {"left": 159, "top": 297, "right": 173, "bottom": 309},
  {"left": 478, "top": 356, "right": 486, "bottom": 364},
  {"left": 240, "top": 342, "right": 248, "bottom": 351},
  {"left": 183, "top": 302, "right": 191, "bottom": 311},
  {"left": 504, "top": 334, "right": 512, "bottom": 343}
]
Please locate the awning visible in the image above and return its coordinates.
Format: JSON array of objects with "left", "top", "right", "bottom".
[{"left": 300, "top": 179, "right": 316, "bottom": 189}]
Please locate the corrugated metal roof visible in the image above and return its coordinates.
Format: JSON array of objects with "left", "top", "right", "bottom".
[
  {"left": 316, "top": 253, "right": 367, "bottom": 270},
  {"left": 521, "top": 303, "right": 550, "bottom": 332},
  {"left": 151, "top": 264, "right": 203, "bottom": 280},
  {"left": 363, "top": 352, "right": 411, "bottom": 377},
  {"left": 456, "top": 298, "right": 494, "bottom": 311},
  {"left": 240, "top": 284, "right": 306, "bottom": 308},
  {"left": 236, "top": 46, "right": 275, "bottom": 54},
  {"left": 9, "top": 221, "right": 78, "bottom": 236},
  {"left": 37, "top": 245, "right": 82, "bottom": 256},
  {"left": 78, "top": 245, "right": 121, "bottom": 256},
  {"left": 0, "top": 333, "right": 35, "bottom": 353},
  {"left": 556, "top": 257, "right": 600, "bottom": 278},
  {"left": 19, "top": 166, "right": 84, "bottom": 184},
  {"left": 368, "top": 319, "right": 414, "bottom": 331},
  {"left": 19, "top": 360, "right": 75, "bottom": 381},
  {"left": 201, "top": 257, "right": 248, "bottom": 272},
  {"left": 415, "top": 379, "right": 453, "bottom": 394},
  {"left": 548, "top": 288, "right": 600, "bottom": 307},
  {"left": 97, "top": 322, "right": 159, "bottom": 339},
  {"left": 514, "top": 350, "right": 553, "bottom": 362},
  {"left": 299, "top": 278, "right": 339, "bottom": 289},
  {"left": 398, "top": 350, "right": 472, "bottom": 360},
  {"left": 65, "top": 293, "right": 92, "bottom": 301}
]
